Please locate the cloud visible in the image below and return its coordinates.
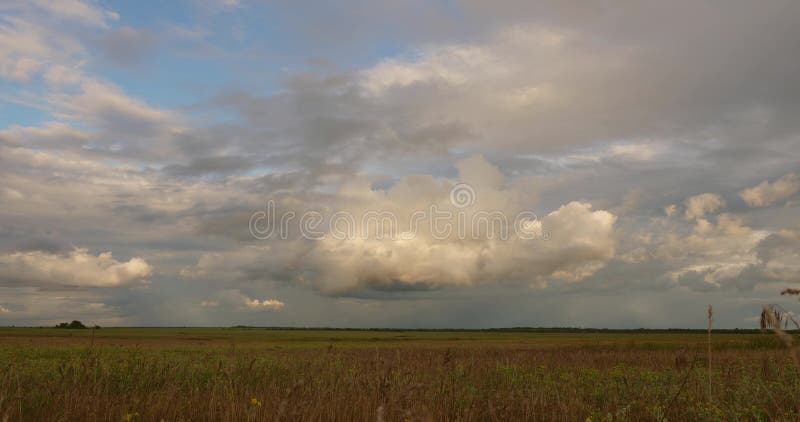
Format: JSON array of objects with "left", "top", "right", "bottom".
[
  {"left": 203, "top": 289, "right": 285, "bottom": 311},
  {"left": 29, "top": 0, "right": 119, "bottom": 28},
  {"left": 739, "top": 173, "right": 800, "bottom": 207},
  {"left": 347, "top": 6, "right": 800, "bottom": 156},
  {"left": 0, "top": 288, "right": 129, "bottom": 325},
  {"left": 0, "top": 121, "right": 90, "bottom": 150},
  {"left": 0, "top": 16, "right": 83, "bottom": 81},
  {"left": 669, "top": 227, "right": 800, "bottom": 292},
  {"left": 193, "top": 0, "right": 243, "bottom": 13},
  {"left": 51, "top": 79, "right": 177, "bottom": 131},
  {"left": 0, "top": 56, "right": 39, "bottom": 81},
  {"left": 684, "top": 193, "right": 726, "bottom": 220},
  {"left": 1, "top": 1, "right": 800, "bottom": 327},
  {"left": 41, "top": 78, "right": 186, "bottom": 159},
  {"left": 0, "top": 305, "right": 10, "bottom": 314},
  {"left": 243, "top": 297, "right": 284, "bottom": 311},
  {"left": 44, "top": 65, "right": 83, "bottom": 86},
  {"left": 0, "top": 248, "right": 152, "bottom": 288},
  {"left": 607, "top": 144, "right": 663, "bottom": 162},
  {"left": 163, "top": 155, "right": 256, "bottom": 178},
  {"left": 609, "top": 194, "right": 780, "bottom": 292},
  {"left": 183, "top": 156, "right": 617, "bottom": 294},
  {"left": 0, "top": 4, "right": 180, "bottom": 161},
  {"left": 100, "top": 27, "right": 155, "bottom": 67},
  {"left": 752, "top": 229, "right": 800, "bottom": 283},
  {"left": 198, "top": 10, "right": 800, "bottom": 188}
]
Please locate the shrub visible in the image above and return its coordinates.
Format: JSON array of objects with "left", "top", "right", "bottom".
[{"left": 55, "top": 320, "right": 87, "bottom": 329}]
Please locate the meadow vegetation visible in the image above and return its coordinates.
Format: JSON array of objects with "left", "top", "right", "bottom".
[{"left": 0, "top": 328, "right": 799, "bottom": 421}]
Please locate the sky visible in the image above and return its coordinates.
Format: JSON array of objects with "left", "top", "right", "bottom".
[{"left": 0, "top": 0, "right": 799, "bottom": 328}]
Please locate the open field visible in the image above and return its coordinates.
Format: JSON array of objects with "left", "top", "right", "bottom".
[{"left": 1, "top": 328, "right": 799, "bottom": 421}]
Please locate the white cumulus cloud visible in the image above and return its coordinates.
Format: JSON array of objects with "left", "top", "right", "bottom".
[
  {"left": 0, "top": 248, "right": 152, "bottom": 288},
  {"left": 183, "top": 156, "right": 617, "bottom": 294},
  {"left": 243, "top": 298, "right": 285, "bottom": 311},
  {"left": 739, "top": 173, "right": 800, "bottom": 208},
  {"left": 684, "top": 193, "right": 726, "bottom": 220}
]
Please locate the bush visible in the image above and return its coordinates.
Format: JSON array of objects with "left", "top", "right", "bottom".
[{"left": 55, "top": 320, "right": 87, "bottom": 329}]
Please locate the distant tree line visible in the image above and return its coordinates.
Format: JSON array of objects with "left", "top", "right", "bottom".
[
  {"left": 54, "top": 320, "right": 100, "bottom": 329},
  {"left": 228, "top": 326, "right": 773, "bottom": 334}
]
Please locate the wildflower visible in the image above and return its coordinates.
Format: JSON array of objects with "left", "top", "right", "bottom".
[
  {"left": 122, "top": 413, "right": 139, "bottom": 422},
  {"left": 250, "top": 397, "right": 262, "bottom": 407}
]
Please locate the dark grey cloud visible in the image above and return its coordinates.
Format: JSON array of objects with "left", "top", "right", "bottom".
[
  {"left": 14, "top": 237, "right": 72, "bottom": 255},
  {"left": 163, "top": 155, "right": 256, "bottom": 178}
]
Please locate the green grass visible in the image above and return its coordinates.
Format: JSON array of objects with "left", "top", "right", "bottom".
[
  {"left": 0, "top": 326, "right": 781, "bottom": 347},
  {"left": 0, "top": 328, "right": 798, "bottom": 421}
]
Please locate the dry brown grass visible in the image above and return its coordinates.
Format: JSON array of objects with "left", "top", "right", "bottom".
[
  {"left": 707, "top": 304, "right": 713, "bottom": 405},
  {"left": 1, "top": 331, "right": 799, "bottom": 421}
]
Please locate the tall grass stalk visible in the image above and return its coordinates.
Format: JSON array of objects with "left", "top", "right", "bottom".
[
  {"left": 761, "top": 304, "right": 800, "bottom": 368},
  {"left": 707, "top": 304, "right": 713, "bottom": 404}
]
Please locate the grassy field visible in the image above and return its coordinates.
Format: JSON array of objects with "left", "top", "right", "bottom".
[{"left": 1, "top": 327, "right": 799, "bottom": 421}]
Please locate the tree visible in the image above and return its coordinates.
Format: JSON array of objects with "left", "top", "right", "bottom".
[{"left": 55, "top": 320, "right": 87, "bottom": 329}]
